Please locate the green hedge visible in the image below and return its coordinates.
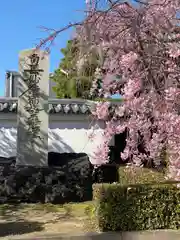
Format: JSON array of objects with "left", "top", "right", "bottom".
[
  {"left": 93, "top": 183, "right": 180, "bottom": 231},
  {"left": 118, "top": 166, "right": 166, "bottom": 185}
]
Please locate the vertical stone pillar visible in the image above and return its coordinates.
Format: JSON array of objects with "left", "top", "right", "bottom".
[{"left": 16, "top": 49, "right": 49, "bottom": 166}]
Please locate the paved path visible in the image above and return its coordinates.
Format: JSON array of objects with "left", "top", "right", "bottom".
[{"left": 4, "top": 230, "right": 180, "bottom": 240}]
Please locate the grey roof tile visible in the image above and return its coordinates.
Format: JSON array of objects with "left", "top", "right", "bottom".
[{"left": 0, "top": 100, "right": 91, "bottom": 114}]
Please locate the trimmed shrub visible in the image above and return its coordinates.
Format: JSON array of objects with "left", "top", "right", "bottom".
[
  {"left": 93, "top": 183, "right": 180, "bottom": 231},
  {"left": 119, "top": 166, "right": 165, "bottom": 185}
]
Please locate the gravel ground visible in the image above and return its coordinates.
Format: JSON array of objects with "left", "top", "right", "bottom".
[{"left": 0, "top": 202, "right": 93, "bottom": 239}]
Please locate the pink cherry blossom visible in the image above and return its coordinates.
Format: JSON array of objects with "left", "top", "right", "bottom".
[
  {"left": 80, "top": 0, "right": 180, "bottom": 181},
  {"left": 94, "top": 102, "right": 110, "bottom": 120}
]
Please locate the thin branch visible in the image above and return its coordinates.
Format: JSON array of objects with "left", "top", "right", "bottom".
[{"left": 36, "top": 22, "right": 82, "bottom": 50}]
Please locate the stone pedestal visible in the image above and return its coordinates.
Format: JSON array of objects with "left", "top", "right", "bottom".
[{"left": 16, "top": 49, "right": 49, "bottom": 166}]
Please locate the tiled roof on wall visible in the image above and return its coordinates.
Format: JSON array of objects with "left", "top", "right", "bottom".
[
  {"left": 0, "top": 98, "right": 92, "bottom": 115},
  {"left": 0, "top": 98, "right": 122, "bottom": 115}
]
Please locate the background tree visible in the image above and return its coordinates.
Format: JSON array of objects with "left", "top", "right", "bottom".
[{"left": 51, "top": 38, "right": 100, "bottom": 99}]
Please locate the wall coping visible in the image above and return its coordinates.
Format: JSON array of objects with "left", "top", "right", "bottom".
[
  {"left": 0, "top": 97, "right": 122, "bottom": 115},
  {"left": 0, "top": 98, "right": 93, "bottom": 115}
]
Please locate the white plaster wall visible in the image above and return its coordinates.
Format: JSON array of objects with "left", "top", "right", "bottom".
[{"left": 0, "top": 121, "right": 111, "bottom": 165}]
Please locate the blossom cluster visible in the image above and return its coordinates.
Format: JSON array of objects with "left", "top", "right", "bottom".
[{"left": 78, "top": 0, "right": 180, "bottom": 181}]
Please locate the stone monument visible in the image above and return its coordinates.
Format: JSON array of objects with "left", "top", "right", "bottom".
[{"left": 16, "top": 49, "right": 49, "bottom": 166}]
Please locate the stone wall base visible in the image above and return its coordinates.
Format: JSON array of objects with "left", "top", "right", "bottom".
[{"left": 0, "top": 162, "right": 93, "bottom": 204}]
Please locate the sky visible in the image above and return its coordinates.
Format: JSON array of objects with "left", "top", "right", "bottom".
[{"left": 0, "top": 0, "right": 86, "bottom": 96}]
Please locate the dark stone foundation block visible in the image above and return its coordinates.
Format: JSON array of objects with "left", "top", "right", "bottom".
[{"left": 0, "top": 157, "right": 93, "bottom": 204}]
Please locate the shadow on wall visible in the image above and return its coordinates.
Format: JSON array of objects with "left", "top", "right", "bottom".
[
  {"left": 49, "top": 130, "right": 74, "bottom": 153},
  {"left": 0, "top": 127, "right": 76, "bottom": 160},
  {"left": 0, "top": 128, "right": 17, "bottom": 158}
]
